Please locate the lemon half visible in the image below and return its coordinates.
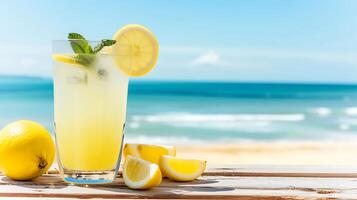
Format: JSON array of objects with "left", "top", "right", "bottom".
[
  {"left": 122, "top": 156, "right": 162, "bottom": 189},
  {"left": 112, "top": 24, "right": 159, "bottom": 76},
  {"left": 159, "top": 155, "right": 206, "bottom": 182},
  {"left": 124, "top": 143, "right": 176, "bottom": 164}
]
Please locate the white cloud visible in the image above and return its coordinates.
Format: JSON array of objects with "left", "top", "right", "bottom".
[
  {"left": 161, "top": 46, "right": 357, "bottom": 65},
  {"left": 151, "top": 45, "right": 357, "bottom": 82},
  {"left": 0, "top": 43, "right": 51, "bottom": 77},
  {"left": 192, "top": 51, "right": 223, "bottom": 66}
]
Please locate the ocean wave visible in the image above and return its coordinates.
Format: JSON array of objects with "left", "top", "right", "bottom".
[
  {"left": 124, "top": 135, "right": 201, "bottom": 145},
  {"left": 170, "top": 121, "right": 272, "bottom": 130},
  {"left": 132, "top": 112, "right": 305, "bottom": 123},
  {"left": 345, "top": 107, "right": 357, "bottom": 116},
  {"left": 128, "top": 121, "right": 274, "bottom": 131},
  {"left": 340, "top": 118, "right": 357, "bottom": 124},
  {"left": 124, "top": 135, "right": 294, "bottom": 145},
  {"left": 130, "top": 112, "right": 305, "bottom": 131},
  {"left": 309, "top": 107, "right": 332, "bottom": 117},
  {"left": 124, "top": 133, "right": 357, "bottom": 145}
]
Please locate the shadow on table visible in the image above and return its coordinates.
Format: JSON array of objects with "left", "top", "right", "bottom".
[
  {"left": 83, "top": 178, "right": 235, "bottom": 194},
  {"left": 1, "top": 174, "right": 69, "bottom": 189}
]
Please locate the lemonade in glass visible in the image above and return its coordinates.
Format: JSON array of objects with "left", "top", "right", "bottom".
[{"left": 53, "top": 25, "right": 159, "bottom": 184}]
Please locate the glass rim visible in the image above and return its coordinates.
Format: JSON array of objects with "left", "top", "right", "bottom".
[
  {"left": 53, "top": 39, "right": 109, "bottom": 43},
  {"left": 52, "top": 40, "right": 118, "bottom": 55}
]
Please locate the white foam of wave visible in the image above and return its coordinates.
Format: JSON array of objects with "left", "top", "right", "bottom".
[
  {"left": 172, "top": 121, "right": 274, "bottom": 132},
  {"left": 310, "top": 107, "right": 331, "bottom": 117},
  {"left": 124, "top": 133, "right": 357, "bottom": 145},
  {"left": 339, "top": 124, "right": 350, "bottom": 131},
  {"left": 337, "top": 116, "right": 357, "bottom": 131},
  {"left": 345, "top": 107, "right": 357, "bottom": 116},
  {"left": 132, "top": 113, "right": 305, "bottom": 123},
  {"left": 124, "top": 135, "right": 202, "bottom": 145},
  {"left": 129, "top": 122, "right": 140, "bottom": 129},
  {"left": 129, "top": 120, "right": 273, "bottom": 131},
  {"left": 172, "top": 121, "right": 271, "bottom": 128},
  {"left": 339, "top": 118, "right": 357, "bottom": 125},
  {"left": 130, "top": 112, "right": 304, "bottom": 131},
  {"left": 124, "top": 135, "right": 290, "bottom": 145}
]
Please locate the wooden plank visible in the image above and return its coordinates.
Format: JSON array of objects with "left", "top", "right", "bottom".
[
  {"left": 205, "top": 165, "right": 357, "bottom": 178},
  {"left": 48, "top": 165, "right": 357, "bottom": 178},
  {"left": 0, "top": 172, "right": 356, "bottom": 199},
  {"left": 0, "top": 177, "right": 357, "bottom": 199}
]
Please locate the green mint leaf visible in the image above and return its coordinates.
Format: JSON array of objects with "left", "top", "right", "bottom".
[
  {"left": 93, "top": 39, "right": 116, "bottom": 53},
  {"left": 68, "top": 33, "right": 93, "bottom": 54},
  {"left": 66, "top": 33, "right": 115, "bottom": 67},
  {"left": 68, "top": 33, "right": 85, "bottom": 40},
  {"left": 74, "top": 54, "right": 95, "bottom": 66}
]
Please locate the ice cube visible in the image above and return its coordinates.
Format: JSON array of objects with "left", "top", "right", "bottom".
[
  {"left": 97, "top": 69, "right": 108, "bottom": 80},
  {"left": 66, "top": 73, "right": 88, "bottom": 84}
]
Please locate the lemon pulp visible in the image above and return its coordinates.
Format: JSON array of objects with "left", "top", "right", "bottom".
[
  {"left": 167, "top": 158, "right": 203, "bottom": 174},
  {"left": 123, "top": 156, "right": 162, "bottom": 189},
  {"left": 112, "top": 24, "right": 159, "bottom": 76},
  {"left": 159, "top": 155, "right": 206, "bottom": 181}
]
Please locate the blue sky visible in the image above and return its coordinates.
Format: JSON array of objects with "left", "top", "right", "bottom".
[{"left": 0, "top": 0, "right": 357, "bottom": 83}]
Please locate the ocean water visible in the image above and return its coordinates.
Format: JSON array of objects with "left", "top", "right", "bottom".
[{"left": 1, "top": 76, "right": 357, "bottom": 144}]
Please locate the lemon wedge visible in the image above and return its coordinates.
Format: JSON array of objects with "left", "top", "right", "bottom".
[
  {"left": 52, "top": 54, "right": 79, "bottom": 65},
  {"left": 122, "top": 156, "right": 162, "bottom": 189},
  {"left": 112, "top": 24, "right": 159, "bottom": 76},
  {"left": 124, "top": 143, "right": 176, "bottom": 164},
  {"left": 159, "top": 155, "right": 206, "bottom": 181}
]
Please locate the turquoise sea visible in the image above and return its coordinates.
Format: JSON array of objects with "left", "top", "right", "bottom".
[{"left": 1, "top": 76, "right": 357, "bottom": 144}]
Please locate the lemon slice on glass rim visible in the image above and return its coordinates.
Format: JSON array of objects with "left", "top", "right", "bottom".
[
  {"left": 52, "top": 54, "right": 79, "bottom": 66},
  {"left": 112, "top": 24, "right": 159, "bottom": 76}
]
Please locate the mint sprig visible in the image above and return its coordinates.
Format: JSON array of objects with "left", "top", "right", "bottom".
[
  {"left": 68, "top": 33, "right": 93, "bottom": 54},
  {"left": 93, "top": 39, "right": 117, "bottom": 53},
  {"left": 68, "top": 33, "right": 116, "bottom": 66}
]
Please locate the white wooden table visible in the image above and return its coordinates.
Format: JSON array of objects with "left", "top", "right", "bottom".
[{"left": 0, "top": 165, "right": 356, "bottom": 199}]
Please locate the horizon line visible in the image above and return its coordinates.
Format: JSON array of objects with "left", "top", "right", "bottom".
[{"left": 0, "top": 74, "right": 357, "bottom": 86}]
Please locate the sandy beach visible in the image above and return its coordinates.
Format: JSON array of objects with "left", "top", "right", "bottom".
[
  {"left": 49, "top": 140, "right": 357, "bottom": 171},
  {"left": 174, "top": 141, "right": 357, "bottom": 166}
]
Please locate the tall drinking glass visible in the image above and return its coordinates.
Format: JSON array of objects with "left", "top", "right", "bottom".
[{"left": 52, "top": 40, "right": 128, "bottom": 184}]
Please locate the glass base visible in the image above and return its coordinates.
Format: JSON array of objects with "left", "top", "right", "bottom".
[{"left": 61, "top": 169, "right": 116, "bottom": 184}]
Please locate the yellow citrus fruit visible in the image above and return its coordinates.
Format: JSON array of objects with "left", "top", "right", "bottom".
[
  {"left": 112, "top": 24, "right": 159, "bottom": 76},
  {"left": 0, "top": 120, "right": 55, "bottom": 180},
  {"left": 122, "top": 156, "right": 162, "bottom": 189},
  {"left": 159, "top": 155, "right": 206, "bottom": 181},
  {"left": 123, "top": 143, "right": 176, "bottom": 164},
  {"left": 52, "top": 54, "right": 79, "bottom": 65}
]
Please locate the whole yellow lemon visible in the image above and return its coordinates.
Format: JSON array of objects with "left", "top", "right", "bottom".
[{"left": 0, "top": 120, "right": 55, "bottom": 180}]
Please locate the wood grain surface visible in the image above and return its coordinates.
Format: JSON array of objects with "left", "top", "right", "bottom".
[{"left": 0, "top": 165, "right": 356, "bottom": 199}]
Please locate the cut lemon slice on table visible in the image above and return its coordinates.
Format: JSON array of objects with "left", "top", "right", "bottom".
[
  {"left": 159, "top": 155, "right": 206, "bottom": 181},
  {"left": 122, "top": 156, "right": 162, "bottom": 189},
  {"left": 52, "top": 54, "right": 79, "bottom": 65},
  {"left": 112, "top": 24, "right": 159, "bottom": 76},
  {"left": 124, "top": 143, "right": 176, "bottom": 164}
]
